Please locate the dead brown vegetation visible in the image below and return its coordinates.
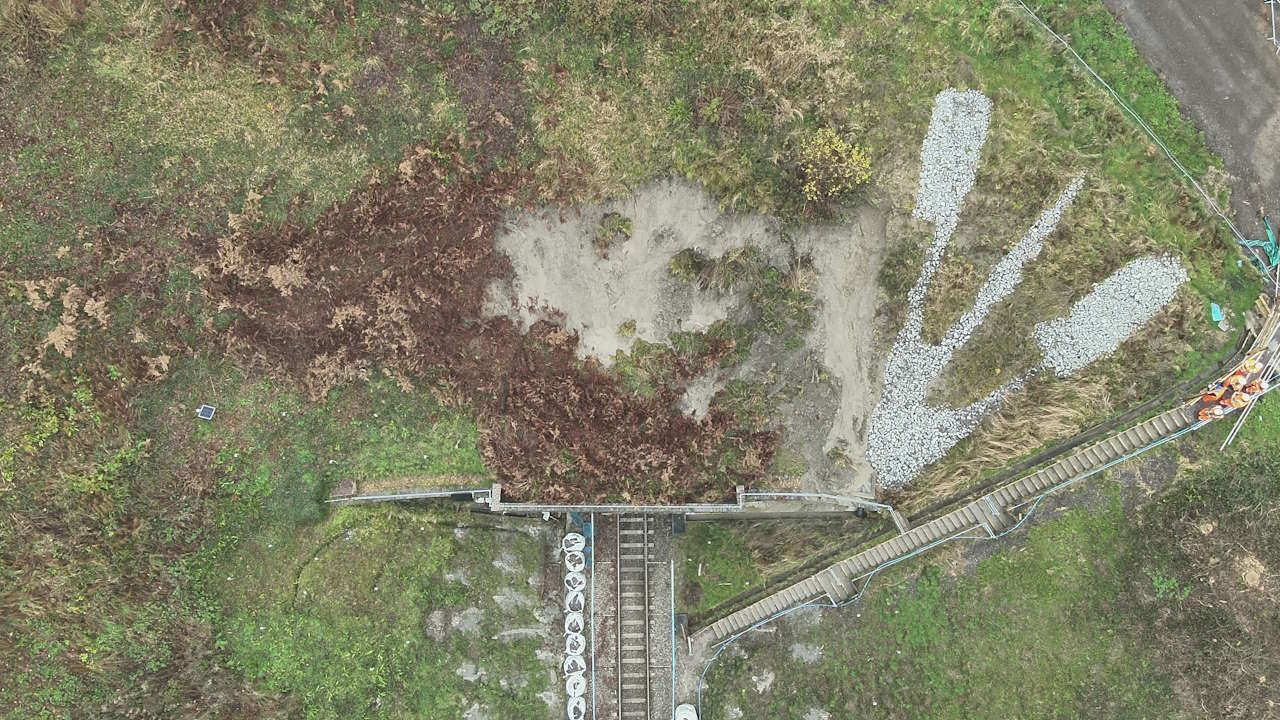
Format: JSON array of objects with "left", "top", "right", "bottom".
[
  {"left": 445, "top": 17, "right": 530, "bottom": 160},
  {"left": 892, "top": 376, "right": 1112, "bottom": 512},
  {"left": 197, "top": 134, "right": 775, "bottom": 504},
  {"left": 1131, "top": 446, "right": 1280, "bottom": 718},
  {"left": 0, "top": 0, "right": 85, "bottom": 62}
]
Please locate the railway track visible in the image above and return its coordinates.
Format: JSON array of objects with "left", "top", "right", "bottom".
[
  {"left": 592, "top": 514, "right": 673, "bottom": 720},
  {"left": 616, "top": 515, "right": 652, "bottom": 720}
]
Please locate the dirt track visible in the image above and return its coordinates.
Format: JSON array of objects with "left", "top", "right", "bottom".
[{"left": 1104, "top": 0, "right": 1280, "bottom": 237}]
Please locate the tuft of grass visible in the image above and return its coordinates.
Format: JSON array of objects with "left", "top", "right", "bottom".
[
  {"left": 0, "top": 0, "right": 80, "bottom": 63},
  {"left": 594, "top": 211, "right": 633, "bottom": 256}
]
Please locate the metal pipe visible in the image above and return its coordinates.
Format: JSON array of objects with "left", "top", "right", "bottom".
[
  {"left": 1271, "top": 0, "right": 1279, "bottom": 54},
  {"left": 589, "top": 512, "right": 597, "bottom": 720},
  {"left": 614, "top": 515, "right": 622, "bottom": 718},
  {"left": 740, "top": 491, "right": 894, "bottom": 513},
  {"left": 670, "top": 557, "right": 676, "bottom": 720},
  {"left": 324, "top": 488, "right": 489, "bottom": 504}
]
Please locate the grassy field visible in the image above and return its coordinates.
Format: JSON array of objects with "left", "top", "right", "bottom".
[
  {"left": 199, "top": 504, "right": 552, "bottom": 720},
  {"left": 675, "top": 517, "right": 886, "bottom": 619},
  {"left": 701, "top": 396, "right": 1280, "bottom": 720},
  {"left": 1, "top": 0, "right": 1273, "bottom": 717},
  {"left": 1, "top": 354, "right": 547, "bottom": 718}
]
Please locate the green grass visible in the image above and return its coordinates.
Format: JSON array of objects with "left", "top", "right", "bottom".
[
  {"left": 702, "top": 397, "right": 1280, "bottom": 719},
  {"left": 0, "top": 0, "right": 465, "bottom": 265},
  {"left": 3, "top": 0, "right": 1275, "bottom": 716},
  {"left": 168, "top": 361, "right": 547, "bottom": 719},
  {"left": 702, "top": 494, "right": 1181, "bottom": 720},
  {"left": 677, "top": 517, "right": 883, "bottom": 619},
  {"left": 200, "top": 505, "right": 550, "bottom": 720},
  {"left": 0, "top": 353, "right": 506, "bottom": 718},
  {"left": 144, "top": 358, "right": 491, "bottom": 531},
  {"left": 678, "top": 523, "right": 766, "bottom": 615}
]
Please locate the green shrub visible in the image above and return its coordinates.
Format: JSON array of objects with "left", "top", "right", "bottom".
[
  {"left": 795, "top": 127, "right": 872, "bottom": 203},
  {"left": 594, "top": 211, "right": 632, "bottom": 256}
]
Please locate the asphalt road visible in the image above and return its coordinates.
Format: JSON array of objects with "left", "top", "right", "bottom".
[{"left": 1104, "top": 0, "right": 1280, "bottom": 237}]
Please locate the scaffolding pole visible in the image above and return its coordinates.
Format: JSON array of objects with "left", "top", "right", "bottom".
[{"left": 1270, "top": 0, "right": 1280, "bottom": 54}]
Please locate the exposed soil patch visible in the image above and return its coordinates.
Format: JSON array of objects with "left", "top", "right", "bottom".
[
  {"left": 485, "top": 178, "right": 791, "bottom": 363},
  {"left": 197, "top": 140, "right": 773, "bottom": 504},
  {"left": 793, "top": 211, "right": 887, "bottom": 497},
  {"left": 486, "top": 179, "right": 888, "bottom": 498}
]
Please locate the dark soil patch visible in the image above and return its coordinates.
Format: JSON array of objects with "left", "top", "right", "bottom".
[
  {"left": 196, "top": 133, "right": 775, "bottom": 504},
  {"left": 444, "top": 17, "right": 530, "bottom": 160}
]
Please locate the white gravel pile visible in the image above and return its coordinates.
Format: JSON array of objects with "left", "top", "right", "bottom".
[
  {"left": 867, "top": 88, "right": 1087, "bottom": 489},
  {"left": 867, "top": 89, "right": 1186, "bottom": 490},
  {"left": 904, "top": 89, "right": 992, "bottom": 341},
  {"left": 913, "top": 89, "right": 990, "bottom": 229},
  {"left": 1035, "top": 255, "right": 1188, "bottom": 377},
  {"left": 943, "top": 177, "right": 1085, "bottom": 347}
]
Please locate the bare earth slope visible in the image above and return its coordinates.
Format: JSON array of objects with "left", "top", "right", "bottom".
[{"left": 1105, "top": 0, "right": 1280, "bottom": 236}]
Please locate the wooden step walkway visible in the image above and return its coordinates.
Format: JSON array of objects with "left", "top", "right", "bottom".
[{"left": 696, "top": 403, "right": 1197, "bottom": 645}]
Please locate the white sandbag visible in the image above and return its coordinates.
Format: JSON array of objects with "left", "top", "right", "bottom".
[
  {"left": 566, "top": 696, "right": 586, "bottom": 720},
  {"left": 561, "top": 533, "right": 586, "bottom": 553},
  {"left": 562, "top": 654, "right": 586, "bottom": 676},
  {"left": 564, "top": 550, "right": 586, "bottom": 573},
  {"left": 564, "top": 590, "right": 585, "bottom": 613},
  {"left": 564, "top": 611, "right": 584, "bottom": 635},
  {"left": 564, "top": 631, "right": 586, "bottom": 656},
  {"left": 565, "top": 673, "right": 587, "bottom": 698},
  {"left": 564, "top": 571, "right": 587, "bottom": 593},
  {"left": 674, "top": 703, "right": 699, "bottom": 720}
]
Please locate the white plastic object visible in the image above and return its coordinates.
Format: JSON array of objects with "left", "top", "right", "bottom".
[
  {"left": 566, "top": 696, "right": 586, "bottom": 720},
  {"left": 564, "top": 571, "right": 587, "bottom": 593},
  {"left": 561, "top": 533, "right": 586, "bottom": 553},
  {"left": 675, "top": 703, "right": 699, "bottom": 720},
  {"left": 565, "top": 673, "right": 587, "bottom": 698},
  {"left": 564, "top": 590, "right": 585, "bottom": 613},
  {"left": 564, "top": 631, "right": 586, "bottom": 656},
  {"left": 564, "top": 550, "right": 586, "bottom": 572},
  {"left": 562, "top": 654, "right": 586, "bottom": 676},
  {"left": 564, "top": 611, "right": 584, "bottom": 635}
]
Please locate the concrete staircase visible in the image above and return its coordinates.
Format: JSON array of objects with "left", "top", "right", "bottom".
[{"left": 697, "top": 404, "right": 1196, "bottom": 644}]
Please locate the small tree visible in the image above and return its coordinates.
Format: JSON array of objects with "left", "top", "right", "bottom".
[{"left": 796, "top": 128, "right": 872, "bottom": 203}]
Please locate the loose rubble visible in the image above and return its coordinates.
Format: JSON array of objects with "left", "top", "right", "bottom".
[
  {"left": 865, "top": 88, "right": 1183, "bottom": 489},
  {"left": 867, "top": 89, "right": 1078, "bottom": 488},
  {"left": 1035, "top": 255, "right": 1188, "bottom": 376}
]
